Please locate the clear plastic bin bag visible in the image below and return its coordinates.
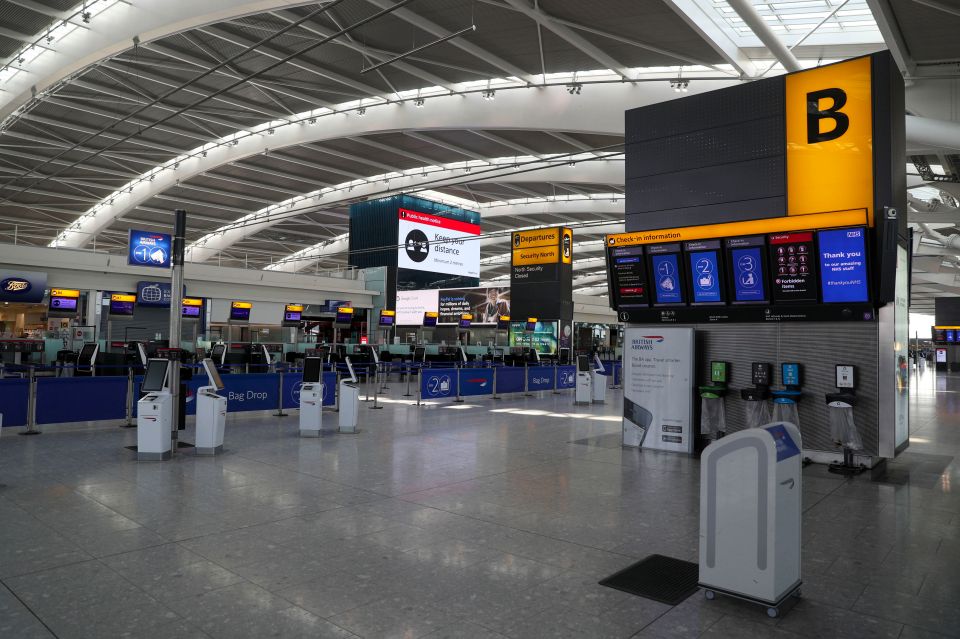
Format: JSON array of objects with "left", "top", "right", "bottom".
[
  {"left": 828, "top": 405, "right": 863, "bottom": 450},
  {"left": 700, "top": 397, "right": 725, "bottom": 436},
  {"left": 744, "top": 401, "right": 771, "bottom": 429},
  {"left": 772, "top": 401, "right": 799, "bottom": 426}
]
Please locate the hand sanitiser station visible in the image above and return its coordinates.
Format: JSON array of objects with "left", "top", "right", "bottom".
[
  {"left": 299, "top": 357, "right": 324, "bottom": 437},
  {"left": 136, "top": 358, "right": 173, "bottom": 461},
  {"left": 339, "top": 357, "right": 360, "bottom": 434},
  {"left": 575, "top": 355, "right": 592, "bottom": 405},
  {"left": 699, "top": 422, "right": 803, "bottom": 618},
  {"left": 826, "top": 364, "right": 866, "bottom": 475},
  {"left": 741, "top": 363, "right": 773, "bottom": 429},
  {"left": 194, "top": 358, "right": 227, "bottom": 455},
  {"left": 591, "top": 353, "right": 607, "bottom": 403}
]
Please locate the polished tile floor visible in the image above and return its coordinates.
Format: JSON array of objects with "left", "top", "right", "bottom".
[{"left": 1, "top": 370, "right": 959, "bottom": 638}]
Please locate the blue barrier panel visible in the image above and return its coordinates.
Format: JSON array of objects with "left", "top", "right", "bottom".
[
  {"left": 614, "top": 363, "right": 622, "bottom": 386},
  {"left": 421, "top": 368, "right": 456, "bottom": 399},
  {"left": 496, "top": 367, "right": 525, "bottom": 394},
  {"left": 36, "top": 376, "right": 127, "bottom": 424},
  {"left": 0, "top": 378, "right": 29, "bottom": 426},
  {"left": 527, "top": 366, "right": 555, "bottom": 392},
  {"left": 219, "top": 373, "right": 278, "bottom": 412},
  {"left": 556, "top": 365, "right": 576, "bottom": 390},
  {"left": 459, "top": 368, "right": 494, "bottom": 396}
]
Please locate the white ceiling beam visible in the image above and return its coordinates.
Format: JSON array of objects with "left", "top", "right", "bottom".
[
  {"left": 500, "top": 0, "right": 633, "bottom": 80},
  {"left": 663, "top": 0, "right": 758, "bottom": 77},
  {"left": 725, "top": 0, "right": 802, "bottom": 73}
]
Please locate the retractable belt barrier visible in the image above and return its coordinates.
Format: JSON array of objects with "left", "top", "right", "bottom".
[{"left": 417, "top": 364, "right": 577, "bottom": 405}]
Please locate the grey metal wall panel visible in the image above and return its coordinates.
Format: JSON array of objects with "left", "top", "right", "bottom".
[
  {"left": 632, "top": 322, "right": 879, "bottom": 455},
  {"left": 626, "top": 197, "right": 786, "bottom": 231}
]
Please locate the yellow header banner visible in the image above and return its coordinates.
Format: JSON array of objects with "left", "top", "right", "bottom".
[
  {"left": 606, "top": 209, "right": 867, "bottom": 248},
  {"left": 512, "top": 228, "right": 560, "bottom": 250},
  {"left": 182, "top": 298, "right": 203, "bottom": 307},
  {"left": 380, "top": 309, "right": 396, "bottom": 317},
  {"left": 232, "top": 301, "right": 253, "bottom": 309},
  {"left": 513, "top": 245, "right": 561, "bottom": 266},
  {"left": 51, "top": 288, "right": 80, "bottom": 298},
  {"left": 336, "top": 306, "right": 353, "bottom": 314},
  {"left": 111, "top": 293, "right": 136, "bottom": 303},
  {"left": 285, "top": 304, "right": 304, "bottom": 312}
]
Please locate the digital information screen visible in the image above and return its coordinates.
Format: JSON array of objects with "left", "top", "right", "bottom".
[
  {"left": 949, "top": 330, "right": 956, "bottom": 343},
  {"left": 726, "top": 236, "right": 768, "bottom": 304},
  {"left": 128, "top": 230, "right": 172, "bottom": 268},
  {"left": 647, "top": 243, "right": 685, "bottom": 305},
  {"left": 933, "top": 327, "right": 946, "bottom": 343},
  {"left": 458, "top": 313, "right": 473, "bottom": 329},
  {"left": 817, "top": 227, "right": 869, "bottom": 303},
  {"left": 497, "top": 315, "right": 511, "bottom": 330},
  {"left": 769, "top": 232, "right": 817, "bottom": 303},
  {"left": 525, "top": 317, "right": 538, "bottom": 332},
  {"left": 397, "top": 208, "right": 481, "bottom": 278},
  {"left": 423, "top": 311, "right": 438, "bottom": 327},
  {"left": 608, "top": 245, "right": 649, "bottom": 308},
  {"left": 335, "top": 307, "right": 354, "bottom": 325},
  {"left": 379, "top": 310, "right": 396, "bottom": 327},
  {"left": 685, "top": 239, "right": 724, "bottom": 304},
  {"left": 182, "top": 298, "right": 203, "bottom": 318},
  {"left": 283, "top": 304, "right": 303, "bottom": 324},
  {"left": 49, "top": 296, "right": 78, "bottom": 311},
  {"left": 110, "top": 293, "right": 136, "bottom": 316},
  {"left": 230, "top": 301, "right": 252, "bottom": 321},
  {"left": 937, "top": 348, "right": 947, "bottom": 363}
]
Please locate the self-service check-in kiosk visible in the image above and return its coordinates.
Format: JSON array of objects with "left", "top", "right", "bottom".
[
  {"left": 74, "top": 342, "right": 99, "bottom": 377},
  {"left": 195, "top": 358, "right": 227, "bottom": 455},
  {"left": 591, "top": 353, "right": 607, "bottom": 403},
  {"left": 339, "top": 357, "right": 360, "bottom": 433},
  {"left": 136, "top": 358, "right": 173, "bottom": 461},
  {"left": 575, "top": 355, "right": 592, "bottom": 405},
  {"left": 700, "top": 422, "right": 803, "bottom": 618},
  {"left": 299, "top": 357, "right": 324, "bottom": 437}
]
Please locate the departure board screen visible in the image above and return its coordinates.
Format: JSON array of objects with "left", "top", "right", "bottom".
[
  {"left": 647, "top": 243, "right": 686, "bottom": 306},
  {"left": 684, "top": 239, "right": 724, "bottom": 304},
  {"left": 769, "top": 232, "right": 817, "bottom": 303},
  {"left": 724, "top": 236, "right": 768, "bottom": 304},
  {"left": 608, "top": 245, "right": 649, "bottom": 308},
  {"left": 817, "top": 227, "right": 869, "bottom": 303}
]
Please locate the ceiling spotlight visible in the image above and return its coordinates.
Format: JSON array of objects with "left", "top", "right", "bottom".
[
  {"left": 201, "top": 150, "right": 207, "bottom": 158},
  {"left": 356, "top": 107, "right": 366, "bottom": 116},
  {"left": 482, "top": 89, "right": 495, "bottom": 101},
  {"left": 307, "top": 117, "right": 316, "bottom": 125},
  {"left": 670, "top": 80, "right": 690, "bottom": 93},
  {"left": 566, "top": 83, "right": 582, "bottom": 95},
  {"left": 267, "top": 128, "right": 274, "bottom": 135},
  {"left": 414, "top": 98, "right": 425, "bottom": 108},
  {"left": 82, "top": 11, "right": 91, "bottom": 23},
  {"left": 173, "top": 161, "right": 179, "bottom": 169},
  {"left": 568, "top": 161, "right": 576, "bottom": 167},
  {"left": 231, "top": 139, "right": 239, "bottom": 146}
]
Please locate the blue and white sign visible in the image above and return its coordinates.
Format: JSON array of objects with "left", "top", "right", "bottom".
[
  {"left": 731, "top": 247, "right": 766, "bottom": 302},
  {"left": 650, "top": 253, "right": 683, "bottom": 304},
  {"left": 689, "top": 250, "right": 722, "bottom": 303},
  {"left": 136, "top": 281, "right": 172, "bottom": 307},
  {"left": 421, "top": 369, "right": 456, "bottom": 398},
  {"left": 766, "top": 423, "right": 801, "bottom": 461},
  {"left": 0, "top": 269, "right": 47, "bottom": 303},
  {"left": 818, "top": 227, "right": 869, "bottom": 303},
  {"left": 128, "top": 230, "right": 172, "bottom": 268},
  {"left": 459, "top": 369, "right": 494, "bottom": 396},
  {"left": 526, "top": 366, "right": 555, "bottom": 391},
  {"left": 556, "top": 365, "right": 576, "bottom": 389}
]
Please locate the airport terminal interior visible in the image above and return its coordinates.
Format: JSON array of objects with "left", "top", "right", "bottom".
[{"left": 1, "top": 0, "right": 960, "bottom": 637}]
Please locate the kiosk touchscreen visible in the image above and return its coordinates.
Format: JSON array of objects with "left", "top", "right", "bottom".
[
  {"left": 339, "top": 357, "right": 360, "bottom": 433},
  {"left": 591, "top": 353, "right": 607, "bottom": 403},
  {"left": 76, "top": 342, "right": 99, "bottom": 377},
  {"left": 299, "top": 356, "right": 325, "bottom": 437},
  {"left": 211, "top": 343, "right": 226, "bottom": 367},
  {"left": 137, "top": 359, "right": 173, "bottom": 461},
  {"left": 575, "top": 355, "right": 592, "bottom": 404},
  {"left": 195, "top": 358, "right": 227, "bottom": 455},
  {"left": 413, "top": 346, "right": 426, "bottom": 363}
]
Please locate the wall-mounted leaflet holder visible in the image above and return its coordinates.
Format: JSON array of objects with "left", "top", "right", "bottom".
[
  {"left": 771, "top": 363, "right": 803, "bottom": 426},
  {"left": 699, "top": 361, "right": 728, "bottom": 439},
  {"left": 826, "top": 364, "right": 865, "bottom": 475},
  {"left": 741, "top": 363, "right": 772, "bottom": 428}
]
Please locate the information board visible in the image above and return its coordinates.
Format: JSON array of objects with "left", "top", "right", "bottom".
[
  {"left": 647, "top": 244, "right": 685, "bottom": 306},
  {"left": 608, "top": 245, "right": 649, "bottom": 308},
  {"left": 726, "top": 236, "right": 768, "bottom": 304},
  {"left": 685, "top": 239, "right": 724, "bottom": 304},
  {"left": 817, "top": 227, "right": 869, "bottom": 303},
  {"left": 230, "top": 301, "right": 252, "bottom": 321},
  {"left": 769, "top": 232, "right": 817, "bottom": 303},
  {"left": 128, "top": 230, "right": 172, "bottom": 268},
  {"left": 110, "top": 293, "right": 136, "bottom": 317}
]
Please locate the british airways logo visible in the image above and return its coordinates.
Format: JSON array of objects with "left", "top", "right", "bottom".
[
  {"left": 642, "top": 336, "right": 664, "bottom": 342},
  {"left": 632, "top": 336, "right": 664, "bottom": 351}
]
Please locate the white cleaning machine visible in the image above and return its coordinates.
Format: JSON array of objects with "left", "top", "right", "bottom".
[
  {"left": 136, "top": 358, "right": 173, "bottom": 461},
  {"left": 195, "top": 358, "right": 227, "bottom": 455}
]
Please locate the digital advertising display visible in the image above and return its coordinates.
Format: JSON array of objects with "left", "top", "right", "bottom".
[
  {"left": 769, "top": 232, "right": 817, "bottom": 303},
  {"left": 509, "top": 321, "right": 558, "bottom": 354},
  {"left": 396, "top": 289, "right": 439, "bottom": 325},
  {"left": 647, "top": 244, "right": 685, "bottom": 306},
  {"left": 378, "top": 310, "right": 396, "bottom": 327},
  {"left": 423, "top": 311, "right": 438, "bottom": 327},
  {"left": 438, "top": 287, "right": 510, "bottom": 324},
  {"left": 684, "top": 239, "right": 724, "bottom": 304},
  {"left": 726, "top": 236, "right": 768, "bottom": 304},
  {"left": 182, "top": 298, "right": 203, "bottom": 318},
  {"left": 937, "top": 348, "right": 947, "bottom": 363},
  {"left": 128, "top": 230, "right": 172, "bottom": 268},
  {"left": 933, "top": 327, "right": 947, "bottom": 343},
  {"left": 608, "top": 245, "right": 649, "bottom": 308},
  {"left": 397, "top": 208, "right": 481, "bottom": 278},
  {"left": 817, "top": 227, "right": 869, "bottom": 303},
  {"left": 109, "top": 293, "right": 136, "bottom": 317},
  {"left": 230, "top": 301, "right": 252, "bottom": 322}
]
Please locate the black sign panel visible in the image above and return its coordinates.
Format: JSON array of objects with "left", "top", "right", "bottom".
[
  {"left": 769, "top": 231, "right": 817, "bottom": 303},
  {"left": 608, "top": 245, "right": 649, "bottom": 308}
]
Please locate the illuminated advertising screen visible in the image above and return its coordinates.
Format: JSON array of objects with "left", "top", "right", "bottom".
[
  {"left": 230, "top": 301, "right": 252, "bottom": 321},
  {"left": 937, "top": 348, "right": 947, "bottom": 363},
  {"left": 128, "top": 230, "right": 172, "bottom": 268},
  {"left": 379, "top": 310, "right": 396, "bottom": 327},
  {"left": 685, "top": 239, "right": 724, "bottom": 304},
  {"left": 647, "top": 243, "right": 685, "bottom": 306},
  {"left": 423, "top": 311, "right": 438, "bottom": 327},
  {"left": 397, "top": 208, "right": 481, "bottom": 278},
  {"left": 110, "top": 293, "right": 136, "bottom": 317},
  {"left": 769, "top": 232, "right": 817, "bottom": 303},
  {"left": 509, "top": 321, "right": 557, "bottom": 354},
  {"left": 726, "top": 236, "right": 768, "bottom": 304},
  {"left": 817, "top": 227, "right": 869, "bottom": 303},
  {"left": 438, "top": 287, "right": 510, "bottom": 324},
  {"left": 396, "top": 289, "right": 439, "bottom": 325}
]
